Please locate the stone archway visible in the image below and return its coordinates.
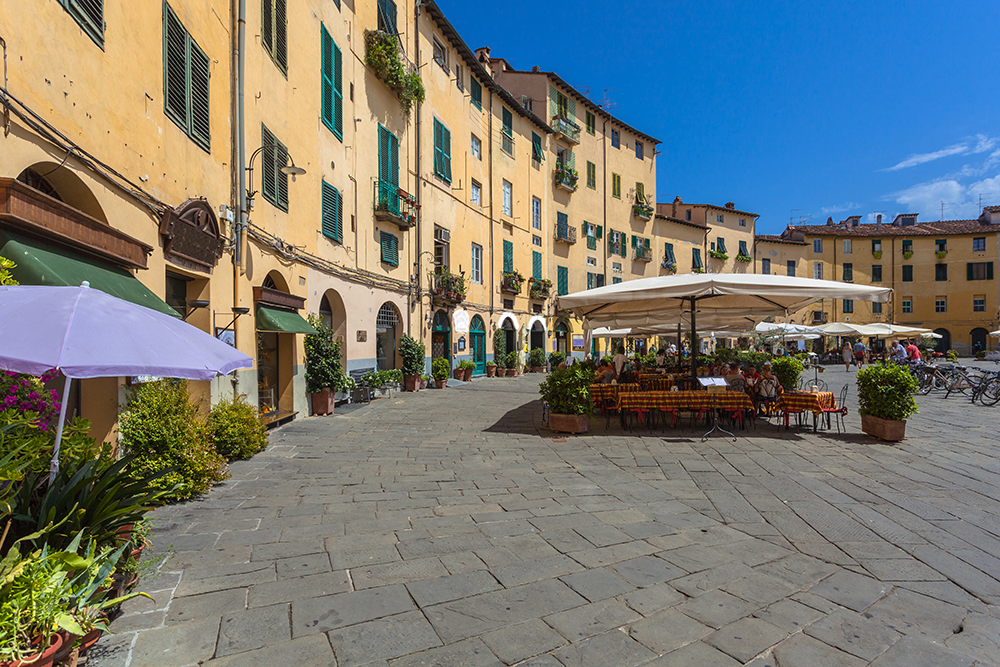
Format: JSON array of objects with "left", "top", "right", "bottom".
[
  {"left": 376, "top": 302, "right": 402, "bottom": 370},
  {"left": 933, "top": 328, "right": 951, "bottom": 354},
  {"left": 319, "top": 289, "right": 348, "bottom": 369},
  {"left": 16, "top": 164, "right": 109, "bottom": 223},
  {"left": 971, "top": 327, "right": 989, "bottom": 355}
]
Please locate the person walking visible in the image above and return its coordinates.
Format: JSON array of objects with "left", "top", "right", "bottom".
[
  {"left": 853, "top": 339, "right": 867, "bottom": 367},
  {"left": 842, "top": 342, "right": 853, "bottom": 371}
]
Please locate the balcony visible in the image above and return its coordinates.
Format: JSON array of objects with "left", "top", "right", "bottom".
[
  {"left": 662, "top": 257, "right": 677, "bottom": 272},
  {"left": 431, "top": 270, "right": 466, "bottom": 305},
  {"left": 635, "top": 245, "right": 652, "bottom": 262},
  {"left": 554, "top": 221, "right": 577, "bottom": 244},
  {"left": 373, "top": 180, "right": 418, "bottom": 230},
  {"left": 554, "top": 165, "right": 578, "bottom": 192},
  {"left": 633, "top": 202, "right": 653, "bottom": 221},
  {"left": 529, "top": 278, "right": 551, "bottom": 300},
  {"left": 551, "top": 115, "right": 581, "bottom": 144},
  {"left": 501, "top": 270, "right": 525, "bottom": 294},
  {"left": 586, "top": 235, "right": 597, "bottom": 251}
]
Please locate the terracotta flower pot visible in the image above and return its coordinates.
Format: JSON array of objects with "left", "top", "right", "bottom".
[
  {"left": 453, "top": 369, "right": 464, "bottom": 380},
  {"left": 403, "top": 374, "right": 420, "bottom": 392},
  {"left": 861, "top": 414, "right": 906, "bottom": 442},
  {"left": 310, "top": 388, "right": 335, "bottom": 416},
  {"left": 5, "top": 633, "right": 63, "bottom": 667},
  {"left": 78, "top": 629, "right": 103, "bottom": 656},
  {"left": 463, "top": 368, "right": 473, "bottom": 381},
  {"left": 51, "top": 631, "right": 78, "bottom": 666},
  {"left": 420, "top": 378, "right": 428, "bottom": 389},
  {"left": 532, "top": 366, "right": 545, "bottom": 373},
  {"left": 549, "top": 414, "right": 590, "bottom": 434},
  {"left": 506, "top": 369, "right": 516, "bottom": 377},
  {"left": 486, "top": 365, "right": 497, "bottom": 377}
]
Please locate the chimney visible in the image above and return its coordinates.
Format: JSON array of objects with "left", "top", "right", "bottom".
[
  {"left": 876, "top": 214, "right": 882, "bottom": 230},
  {"left": 673, "top": 195, "right": 682, "bottom": 218},
  {"left": 826, "top": 217, "right": 834, "bottom": 226},
  {"left": 531, "top": 65, "right": 540, "bottom": 72},
  {"left": 475, "top": 46, "right": 491, "bottom": 63},
  {"left": 725, "top": 202, "right": 735, "bottom": 210}
]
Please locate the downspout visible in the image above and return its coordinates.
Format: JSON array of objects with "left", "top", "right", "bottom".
[
  {"left": 832, "top": 235, "right": 838, "bottom": 322},
  {"left": 602, "top": 118, "right": 607, "bottom": 286},
  {"left": 488, "top": 89, "right": 495, "bottom": 328},
  {"left": 235, "top": 0, "right": 247, "bottom": 269},
  {"left": 890, "top": 237, "right": 896, "bottom": 322},
  {"left": 413, "top": 1, "right": 422, "bottom": 339}
]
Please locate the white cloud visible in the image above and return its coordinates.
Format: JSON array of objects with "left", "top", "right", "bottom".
[
  {"left": 889, "top": 172, "right": 1000, "bottom": 220},
  {"left": 882, "top": 134, "right": 997, "bottom": 172},
  {"left": 817, "top": 202, "right": 863, "bottom": 215}
]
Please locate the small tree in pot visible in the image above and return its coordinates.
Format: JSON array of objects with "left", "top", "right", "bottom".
[
  {"left": 770, "top": 357, "right": 804, "bottom": 392},
  {"left": 432, "top": 357, "right": 450, "bottom": 388},
  {"left": 399, "top": 334, "right": 425, "bottom": 392},
  {"left": 505, "top": 351, "right": 518, "bottom": 376},
  {"left": 856, "top": 362, "right": 918, "bottom": 441},
  {"left": 529, "top": 348, "right": 547, "bottom": 372},
  {"left": 493, "top": 329, "right": 507, "bottom": 375},
  {"left": 304, "top": 315, "right": 344, "bottom": 415},
  {"left": 539, "top": 364, "right": 594, "bottom": 433}
]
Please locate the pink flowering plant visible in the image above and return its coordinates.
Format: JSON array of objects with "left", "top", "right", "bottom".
[{"left": 1, "top": 369, "right": 62, "bottom": 431}]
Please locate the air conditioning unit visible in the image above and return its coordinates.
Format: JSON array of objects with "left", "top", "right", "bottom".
[{"left": 434, "top": 228, "right": 451, "bottom": 243}]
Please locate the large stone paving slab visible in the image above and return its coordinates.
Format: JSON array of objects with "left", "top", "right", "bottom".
[{"left": 91, "top": 369, "right": 1000, "bottom": 666}]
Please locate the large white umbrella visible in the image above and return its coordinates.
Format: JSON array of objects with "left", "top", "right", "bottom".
[
  {"left": 0, "top": 283, "right": 254, "bottom": 482},
  {"left": 558, "top": 273, "right": 891, "bottom": 375}
]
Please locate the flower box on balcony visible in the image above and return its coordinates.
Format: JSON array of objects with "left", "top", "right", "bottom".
[
  {"left": 936, "top": 250, "right": 948, "bottom": 259},
  {"left": 364, "top": 29, "right": 425, "bottom": 117},
  {"left": 529, "top": 278, "right": 552, "bottom": 300},
  {"left": 501, "top": 270, "right": 525, "bottom": 294},
  {"left": 735, "top": 253, "right": 752, "bottom": 263},
  {"left": 432, "top": 270, "right": 467, "bottom": 304},
  {"left": 709, "top": 250, "right": 728, "bottom": 260},
  {"left": 633, "top": 204, "right": 653, "bottom": 220},
  {"left": 374, "top": 181, "right": 418, "bottom": 230},
  {"left": 662, "top": 262, "right": 677, "bottom": 273},
  {"left": 554, "top": 168, "right": 578, "bottom": 192},
  {"left": 635, "top": 248, "right": 652, "bottom": 262}
]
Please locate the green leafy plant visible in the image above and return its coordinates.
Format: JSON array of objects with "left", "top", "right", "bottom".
[
  {"left": 709, "top": 249, "right": 729, "bottom": 260},
  {"left": 692, "top": 267, "right": 705, "bottom": 274},
  {"left": 735, "top": 253, "right": 752, "bottom": 263},
  {"left": 432, "top": 358, "right": 450, "bottom": 382},
  {"left": 0, "top": 256, "right": 16, "bottom": 285},
  {"left": 548, "top": 351, "right": 566, "bottom": 367},
  {"left": 505, "top": 351, "right": 518, "bottom": 370},
  {"left": 554, "top": 165, "right": 579, "bottom": 189},
  {"left": 0, "top": 409, "right": 108, "bottom": 479},
  {"left": 493, "top": 329, "right": 507, "bottom": 368},
  {"left": 872, "top": 250, "right": 882, "bottom": 259},
  {"left": 364, "top": 29, "right": 425, "bottom": 117},
  {"left": 399, "top": 334, "right": 426, "bottom": 377},
  {"left": 209, "top": 395, "right": 268, "bottom": 461},
  {"left": 529, "top": 348, "right": 547, "bottom": 367},
  {"left": 501, "top": 270, "right": 525, "bottom": 293},
  {"left": 856, "top": 362, "right": 919, "bottom": 421},
  {"left": 529, "top": 278, "right": 552, "bottom": 299},
  {"left": 304, "top": 315, "right": 345, "bottom": 394},
  {"left": 947, "top": 349, "right": 958, "bottom": 362},
  {"left": 538, "top": 365, "right": 593, "bottom": 416},
  {"left": 770, "top": 357, "right": 805, "bottom": 391},
  {"left": 936, "top": 250, "right": 948, "bottom": 259},
  {"left": 119, "top": 381, "right": 228, "bottom": 502},
  {"left": 903, "top": 251, "right": 913, "bottom": 260},
  {"left": 457, "top": 360, "right": 476, "bottom": 371}
]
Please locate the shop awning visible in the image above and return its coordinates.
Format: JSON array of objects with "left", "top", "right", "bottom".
[
  {"left": 0, "top": 232, "right": 179, "bottom": 317},
  {"left": 256, "top": 305, "right": 318, "bottom": 334}
]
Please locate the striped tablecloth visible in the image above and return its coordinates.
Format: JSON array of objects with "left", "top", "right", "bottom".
[
  {"left": 776, "top": 391, "right": 835, "bottom": 415},
  {"left": 618, "top": 390, "right": 754, "bottom": 412},
  {"left": 589, "top": 383, "right": 641, "bottom": 403},
  {"left": 640, "top": 377, "right": 675, "bottom": 392}
]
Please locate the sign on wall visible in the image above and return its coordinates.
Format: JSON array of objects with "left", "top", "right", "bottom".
[
  {"left": 357, "top": 330, "right": 367, "bottom": 342},
  {"left": 453, "top": 309, "right": 470, "bottom": 334}
]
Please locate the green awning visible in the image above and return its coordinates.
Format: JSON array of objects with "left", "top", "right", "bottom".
[
  {"left": 256, "top": 305, "right": 318, "bottom": 334},
  {"left": 0, "top": 232, "right": 179, "bottom": 317}
]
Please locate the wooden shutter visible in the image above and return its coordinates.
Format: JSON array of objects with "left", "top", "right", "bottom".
[
  {"left": 442, "top": 125, "right": 451, "bottom": 182},
  {"left": 533, "top": 251, "right": 542, "bottom": 280},
  {"left": 503, "top": 240, "right": 513, "bottom": 273},
  {"left": 64, "top": 0, "right": 105, "bottom": 46},
  {"left": 644, "top": 238, "right": 651, "bottom": 252},
  {"left": 163, "top": 6, "right": 187, "bottom": 130},
  {"left": 968, "top": 263, "right": 974, "bottom": 281},
  {"left": 333, "top": 41, "right": 343, "bottom": 139},
  {"left": 471, "top": 78, "right": 482, "bottom": 108},
  {"left": 636, "top": 182, "right": 644, "bottom": 202},
  {"left": 322, "top": 181, "right": 342, "bottom": 242},
  {"left": 548, "top": 86, "right": 559, "bottom": 118},
  {"left": 261, "top": 0, "right": 273, "bottom": 57},
  {"left": 189, "top": 42, "right": 211, "bottom": 149},
  {"left": 596, "top": 225, "right": 602, "bottom": 239},
  {"left": 276, "top": 137, "right": 289, "bottom": 210},
  {"left": 558, "top": 266, "right": 568, "bottom": 295},
  {"left": 388, "top": 131, "right": 399, "bottom": 186},
  {"left": 502, "top": 107, "right": 512, "bottom": 135},
  {"left": 990, "top": 262, "right": 995, "bottom": 280},
  {"left": 433, "top": 120, "right": 443, "bottom": 178},
  {"left": 321, "top": 26, "right": 334, "bottom": 132},
  {"left": 261, "top": 125, "right": 276, "bottom": 205},
  {"left": 274, "top": 0, "right": 287, "bottom": 73},
  {"left": 385, "top": 0, "right": 398, "bottom": 34},
  {"left": 717, "top": 237, "right": 726, "bottom": 253},
  {"left": 381, "top": 231, "right": 398, "bottom": 266}
]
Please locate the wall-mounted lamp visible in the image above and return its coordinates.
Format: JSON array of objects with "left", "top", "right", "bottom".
[
  {"left": 182, "top": 300, "right": 210, "bottom": 321},
  {"left": 221, "top": 306, "right": 251, "bottom": 331},
  {"left": 244, "top": 144, "right": 307, "bottom": 211}
]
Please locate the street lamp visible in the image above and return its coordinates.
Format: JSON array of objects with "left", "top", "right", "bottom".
[{"left": 244, "top": 144, "right": 307, "bottom": 211}]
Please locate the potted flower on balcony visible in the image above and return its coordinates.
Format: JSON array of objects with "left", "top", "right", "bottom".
[
  {"left": 936, "top": 249, "right": 948, "bottom": 259},
  {"left": 501, "top": 269, "right": 525, "bottom": 294},
  {"left": 304, "top": 315, "right": 344, "bottom": 416},
  {"left": 554, "top": 165, "right": 578, "bottom": 190},
  {"left": 632, "top": 202, "right": 654, "bottom": 220},
  {"left": 539, "top": 364, "right": 593, "bottom": 434},
  {"left": 857, "top": 361, "right": 919, "bottom": 441},
  {"left": 872, "top": 250, "right": 883, "bottom": 259},
  {"left": 735, "top": 253, "right": 752, "bottom": 263},
  {"left": 529, "top": 348, "right": 547, "bottom": 373},
  {"left": 709, "top": 249, "right": 729, "bottom": 261},
  {"left": 399, "top": 334, "right": 425, "bottom": 392},
  {"left": 432, "top": 357, "right": 450, "bottom": 388},
  {"left": 662, "top": 260, "right": 677, "bottom": 273},
  {"left": 903, "top": 251, "right": 913, "bottom": 260},
  {"left": 529, "top": 278, "right": 552, "bottom": 300}
]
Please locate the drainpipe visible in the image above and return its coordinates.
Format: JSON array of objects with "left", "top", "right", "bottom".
[
  {"left": 235, "top": 0, "right": 247, "bottom": 269},
  {"left": 488, "top": 89, "right": 495, "bottom": 329},
  {"left": 832, "top": 235, "right": 838, "bottom": 322},
  {"left": 413, "top": 1, "right": 422, "bottom": 339}
]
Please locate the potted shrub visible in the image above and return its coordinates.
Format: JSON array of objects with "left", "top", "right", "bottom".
[
  {"left": 453, "top": 364, "right": 465, "bottom": 381},
  {"left": 548, "top": 351, "right": 566, "bottom": 369},
  {"left": 857, "top": 362, "right": 918, "bottom": 441},
  {"left": 420, "top": 374, "right": 430, "bottom": 389},
  {"left": 770, "top": 357, "right": 805, "bottom": 391},
  {"left": 539, "top": 365, "right": 593, "bottom": 434},
  {"left": 432, "top": 358, "right": 450, "bottom": 388},
  {"left": 486, "top": 361, "right": 497, "bottom": 377},
  {"left": 505, "top": 351, "right": 518, "bottom": 377},
  {"left": 529, "top": 348, "right": 547, "bottom": 373},
  {"left": 304, "top": 315, "right": 344, "bottom": 415},
  {"left": 399, "top": 334, "right": 425, "bottom": 392},
  {"left": 458, "top": 359, "right": 475, "bottom": 381}
]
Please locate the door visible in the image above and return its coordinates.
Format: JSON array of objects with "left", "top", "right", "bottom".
[
  {"left": 432, "top": 310, "right": 451, "bottom": 364},
  {"left": 471, "top": 315, "right": 486, "bottom": 375},
  {"left": 971, "top": 328, "right": 988, "bottom": 354}
]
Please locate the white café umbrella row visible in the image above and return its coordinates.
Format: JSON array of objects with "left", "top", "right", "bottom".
[{"left": 0, "top": 283, "right": 254, "bottom": 483}]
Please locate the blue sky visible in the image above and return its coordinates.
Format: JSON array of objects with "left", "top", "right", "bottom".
[{"left": 438, "top": 0, "right": 1000, "bottom": 234}]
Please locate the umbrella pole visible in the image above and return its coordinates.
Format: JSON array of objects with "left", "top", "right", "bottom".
[
  {"left": 690, "top": 297, "right": 698, "bottom": 379},
  {"left": 48, "top": 374, "right": 72, "bottom": 486}
]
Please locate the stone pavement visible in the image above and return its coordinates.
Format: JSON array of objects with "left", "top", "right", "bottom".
[{"left": 90, "top": 366, "right": 1000, "bottom": 666}]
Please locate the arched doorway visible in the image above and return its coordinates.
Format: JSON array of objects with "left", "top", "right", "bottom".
[
  {"left": 555, "top": 321, "right": 569, "bottom": 355},
  {"left": 470, "top": 315, "right": 486, "bottom": 375},
  {"left": 256, "top": 272, "right": 292, "bottom": 414},
  {"left": 319, "top": 290, "right": 347, "bottom": 368},
  {"left": 529, "top": 318, "right": 545, "bottom": 351},
  {"left": 376, "top": 302, "right": 401, "bottom": 370},
  {"left": 933, "top": 328, "right": 951, "bottom": 354},
  {"left": 501, "top": 316, "right": 516, "bottom": 363},
  {"left": 432, "top": 310, "right": 451, "bottom": 364},
  {"left": 971, "top": 327, "right": 989, "bottom": 355}
]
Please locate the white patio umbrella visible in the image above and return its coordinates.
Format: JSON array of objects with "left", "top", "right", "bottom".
[
  {"left": 558, "top": 273, "right": 891, "bottom": 376},
  {"left": 0, "top": 283, "right": 254, "bottom": 482}
]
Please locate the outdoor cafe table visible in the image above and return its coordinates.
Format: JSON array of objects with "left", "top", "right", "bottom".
[
  {"left": 776, "top": 390, "right": 836, "bottom": 431},
  {"left": 617, "top": 390, "right": 754, "bottom": 426},
  {"left": 589, "top": 383, "right": 640, "bottom": 404}
]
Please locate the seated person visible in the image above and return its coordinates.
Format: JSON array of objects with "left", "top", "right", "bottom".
[
  {"left": 724, "top": 363, "right": 743, "bottom": 384},
  {"left": 743, "top": 365, "right": 761, "bottom": 386},
  {"left": 759, "top": 363, "right": 782, "bottom": 396},
  {"left": 655, "top": 350, "right": 666, "bottom": 369},
  {"left": 712, "top": 363, "right": 727, "bottom": 377},
  {"left": 596, "top": 360, "right": 616, "bottom": 384}
]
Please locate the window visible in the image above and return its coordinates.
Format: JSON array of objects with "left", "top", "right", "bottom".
[
  {"left": 59, "top": 0, "right": 105, "bottom": 47},
  {"left": 608, "top": 229, "right": 626, "bottom": 257},
  {"left": 935, "top": 264, "right": 947, "bottom": 281},
  {"left": 935, "top": 239, "right": 947, "bottom": 252},
  {"left": 595, "top": 274, "right": 605, "bottom": 288},
  {"left": 433, "top": 119, "right": 452, "bottom": 183},
  {"left": 739, "top": 218, "right": 746, "bottom": 227},
  {"left": 685, "top": 210, "right": 692, "bottom": 221},
  {"left": 502, "top": 180, "right": 512, "bottom": 217},
  {"left": 843, "top": 299, "right": 853, "bottom": 314},
  {"left": 501, "top": 107, "right": 514, "bottom": 156},
  {"left": 533, "top": 251, "right": 542, "bottom": 280},
  {"left": 761, "top": 258, "right": 770, "bottom": 275},
  {"left": 813, "top": 239, "right": 823, "bottom": 253},
  {"left": 586, "top": 111, "right": 596, "bottom": 135},
  {"left": 973, "top": 237, "right": 986, "bottom": 252},
  {"left": 471, "top": 243, "right": 482, "bottom": 283},
  {"left": 872, "top": 302, "right": 882, "bottom": 314},
  {"left": 455, "top": 62, "right": 463, "bottom": 91},
  {"left": 842, "top": 263, "right": 853, "bottom": 281},
  {"left": 612, "top": 262, "right": 622, "bottom": 272},
  {"left": 902, "top": 299, "right": 912, "bottom": 314},
  {"left": 787, "top": 260, "right": 795, "bottom": 277},
  {"left": 262, "top": 0, "right": 288, "bottom": 74},
  {"left": 902, "top": 240, "right": 912, "bottom": 255},
  {"left": 586, "top": 162, "right": 596, "bottom": 189},
  {"left": 523, "top": 98, "right": 533, "bottom": 113},
  {"left": 612, "top": 173, "right": 621, "bottom": 199},
  {"left": 434, "top": 226, "right": 449, "bottom": 270},
  {"left": 635, "top": 141, "right": 644, "bottom": 160},
  {"left": 377, "top": 0, "right": 397, "bottom": 34},
  {"left": 716, "top": 214, "right": 723, "bottom": 223},
  {"left": 503, "top": 240, "right": 513, "bottom": 273},
  {"left": 935, "top": 298, "right": 947, "bottom": 313},
  {"left": 470, "top": 78, "right": 482, "bottom": 110},
  {"left": 664, "top": 243, "right": 676, "bottom": 264},
  {"left": 380, "top": 231, "right": 398, "bottom": 266},
  {"left": 738, "top": 240, "right": 748, "bottom": 257},
  {"left": 587, "top": 272, "right": 594, "bottom": 290},
  {"left": 432, "top": 38, "right": 447, "bottom": 71},
  {"left": 716, "top": 237, "right": 727, "bottom": 253},
  {"left": 587, "top": 256, "right": 596, "bottom": 266},
  {"left": 378, "top": 124, "right": 399, "bottom": 188},
  {"left": 261, "top": 125, "right": 289, "bottom": 212},
  {"left": 470, "top": 179, "right": 481, "bottom": 206},
  {"left": 872, "top": 239, "right": 882, "bottom": 253},
  {"left": 532, "top": 197, "right": 541, "bottom": 230},
  {"left": 164, "top": 4, "right": 211, "bottom": 151},
  {"left": 902, "top": 265, "right": 913, "bottom": 281},
  {"left": 872, "top": 264, "right": 882, "bottom": 282},
  {"left": 635, "top": 182, "right": 646, "bottom": 205},
  {"left": 532, "top": 235, "right": 541, "bottom": 247},
  {"left": 320, "top": 25, "right": 344, "bottom": 141},
  {"left": 471, "top": 134, "right": 481, "bottom": 160},
  {"left": 611, "top": 129, "right": 619, "bottom": 148},
  {"left": 843, "top": 239, "right": 852, "bottom": 254},
  {"left": 613, "top": 277, "right": 622, "bottom": 284},
  {"left": 968, "top": 262, "right": 994, "bottom": 280},
  {"left": 692, "top": 248, "right": 703, "bottom": 269},
  {"left": 531, "top": 133, "right": 543, "bottom": 162},
  {"left": 974, "top": 296, "right": 986, "bottom": 312},
  {"left": 813, "top": 262, "right": 823, "bottom": 280},
  {"left": 321, "top": 181, "right": 342, "bottom": 243},
  {"left": 555, "top": 90, "right": 569, "bottom": 117},
  {"left": 557, "top": 266, "right": 568, "bottom": 295}
]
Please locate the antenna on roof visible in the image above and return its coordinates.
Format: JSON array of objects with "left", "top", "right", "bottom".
[
  {"left": 599, "top": 88, "right": 618, "bottom": 111},
  {"left": 576, "top": 86, "right": 591, "bottom": 100},
  {"left": 940, "top": 201, "right": 946, "bottom": 221},
  {"left": 790, "top": 209, "right": 800, "bottom": 225}
]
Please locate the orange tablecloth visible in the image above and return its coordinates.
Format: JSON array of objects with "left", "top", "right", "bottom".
[
  {"left": 776, "top": 391, "right": 835, "bottom": 415},
  {"left": 640, "top": 377, "right": 675, "bottom": 392},
  {"left": 589, "top": 383, "right": 640, "bottom": 403},
  {"left": 618, "top": 390, "right": 754, "bottom": 412}
]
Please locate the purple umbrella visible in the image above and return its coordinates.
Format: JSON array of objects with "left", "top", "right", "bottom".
[{"left": 0, "top": 283, "right": 253, "bottom": 482}]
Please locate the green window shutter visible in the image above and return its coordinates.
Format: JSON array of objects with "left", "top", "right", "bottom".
[
  {"left": 261, "top": 0, "right": 273, "bottom": 57},
  {"left": 442, "top": 125, "right": 452, "bottom": 182},
  {"left": 502, "top": 107, "right": 512, "bottom": 135},
  {"left": 968, "top": 263, "right": 974, "bottom": 281},
  {"left": 644, "top": 238, "right": 650, "bottom": 251},
  {"left": 333, "top": 40, "right": 343, "bottom": 139},
  {"left": 261, "top": 124, "right": 276, "bottom": 205},
  {"left": 631, "top": 235, "right": 637, "bottom": 249},
  {"left": 388, "top": 131, "right": 399, "bottom": 186},
  {"left": 503, "top": 240, "right": 513, "bottom": 273},
  {"left": 378, "top": 125, "right": 389, "bottom": 184},
  {"left": 321, "top": 25, "right": 334, "bottom": 132},
  {"left": 567, "top": 97, "right": 576, "bottom": 120},
  {"left": 189, "top": 41, "right": 211, "bottom": 149},
  {"left": 380, "top": 231, "right": 398, "bottom": 266},
  {"left": 532, "top": 133, "right": 543, "bottom": 162},
  {"left": 471, "top": 78, "right": 482, "bottom": 109},
  {"left": 717, "top": 237, "right": 726, "bottom": 253},
  {"left": 558, "top": 266, "right": 568, "bottom": 295},
  {"left": 587, "top": 272, "right": 594, "bottom": 290},
  {"left": 739, "top": 240, "right": 747, "bottom": 255},
  {"left": 548, "top": 86, "right": 559, "bottom": 118},
  {"left": 263, "top": 0, "right": 288, "bottom": 74},
  {"left": 532, "top": 251, "right": 542, "bottom": 280},
  {"left": 321, "top": 181, "right": 342, "bottom": 242},
  {"left": 62, "top": 0, "right": 105, "bottom": 48},
  {"left": 163, "top": 6, "right": 188, "bottom": 134},
  {"left": 433, "top": 120, "right": 445, "bottom": 180},
  {"left": 596, "top": 225, "right": 603, "bottom": 239},
  {"left": 990, "top": 262, "right": 995, "bottom": 280},
  {"left": 378, "top": 0, "right": 397, "bottom": 34}
]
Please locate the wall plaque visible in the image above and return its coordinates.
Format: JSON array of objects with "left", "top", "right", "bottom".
[
  {"left": 159, "top": 198, "right": 224, "bottom": 273},
  {"left": 357, "top": 330, "right": 367, "bottom": 342}
]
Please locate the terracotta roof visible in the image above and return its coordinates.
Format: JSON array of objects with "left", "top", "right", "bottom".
[
  {"left": 788, "top": 218, "right": 992, "bottom": 237},
  {"left": 756, "top": 234, "right": 806, "bottom": 246},
  {"left": 985, "top": 205, "right": 1000, "bottom": 213},
  {"left": 655, "top": 214, "right": 707, "bottom": 230},
  {"left": 695, "top": 203, "right": 759, "bottom": 218}
]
